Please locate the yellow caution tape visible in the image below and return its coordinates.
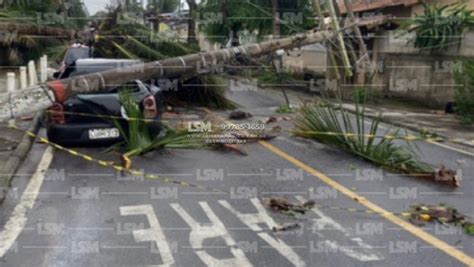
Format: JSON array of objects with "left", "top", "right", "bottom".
[
  {"left": 41, "top": 110, "right": 474, "bottom": 145},
  {"left": 8, "top": 123, "right": 417, "bottom": 219},
  {"left": 10, "top": 124, "right": 223, "bottom": 193}
]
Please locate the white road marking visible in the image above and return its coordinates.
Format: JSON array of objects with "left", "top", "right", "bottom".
[
  {"left": 363, "top": 120, "right": 474, "bottom": 157},
  {"left": 295, "top": 196, "right": 383, "bottom": 262},
  {"left": 426, "top": 140, "right": 474, "bottom": 157},
  {"left": 0, "top": 146, "right": 54, "bottom": 257},
  {"left": 171, "top": 202, "right": 253, "bottom": 267},
  {"left": 219, "top": 198, "right": 306, "bottom": 267},
  {"left": 120, "top": 205, "right": 175, "bottom": 267}
]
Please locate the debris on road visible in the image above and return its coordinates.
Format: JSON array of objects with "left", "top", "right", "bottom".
[
  {"left": 271, "top": 126, "right": 282, "bottom": 133},
  {"left": 275, "top": 104, "right": 295, "bottom": 114},
  {"left": 407, "top": 204, "right": 474, "bottom": 235},
  {"left": 231, "top": 132, "right": 277, "bottom": 142},
  {"left": 229, "top": 110, "right": 253, "bottom": 120},
  {"left": 263, "top": 197, "right": 315, "bottom": 215},
  {"left": 431, "top": 166, "right": 460, "bottom": 187},
  {"left": 266, "top": 116, "right": 291, "bottom": 124},
  {"left": 272, "top": 223, "right": 301, "bottom": 232},
  {"left": 217, "top": 143, "right": 248, "bottom": 156}
]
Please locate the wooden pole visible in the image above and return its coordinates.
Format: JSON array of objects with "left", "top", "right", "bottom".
[
  {"left": 272, "top": 0, "right": 281, "bottom": 38},
  {"left": 343, "top": 0, "right": 370, "bottom": 85},
  {"left": 186, "top": 0, "right": 198, "bottom": 44},
  {"left": 0, "top": 29, "right": 338, "bottom": 122},
  {"left": 326, "top": 0, "right": 352, "bottom": 78},
  {"left": 312, "top": 0, "right": 341, "bottom": 80}
]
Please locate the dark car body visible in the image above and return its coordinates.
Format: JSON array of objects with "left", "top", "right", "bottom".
[{"left": 47, "top": 47, "right": 163, "bottom": 147}]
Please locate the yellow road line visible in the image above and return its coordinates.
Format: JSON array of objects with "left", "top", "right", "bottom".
[{"left": 259, "top": 140, "right": 474, "bottom": 267}]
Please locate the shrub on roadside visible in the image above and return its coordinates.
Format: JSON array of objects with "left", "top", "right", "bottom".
[
  {"left": 454, "top": 60, "right": 474, "bottom": 125},
  {"left": 351, "top": 87, "right": 380, "bottom": 104}
]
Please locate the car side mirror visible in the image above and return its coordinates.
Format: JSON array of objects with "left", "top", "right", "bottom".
[{"left": 149, "top": 84, "right": 162, "bottom": 95}]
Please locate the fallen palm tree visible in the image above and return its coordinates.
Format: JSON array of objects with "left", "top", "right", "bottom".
[
  {"left": 0, "top": 26, "right": 338, "bottom": 123},
  {"left": 111, "top": 91, "right": 268, "bottom": 168},
  {"left": 90, "top": 9, "right": 238, "bottom": 109},
  {"left": 293, "top": 102, "right": 460, "bottom": 187},
  {"left": 93, "top": 9, "right": 197, "bottom": 60},
  {"left": 0, "top": 1, "right": 87, "bottom": 65},
  {"left": 163, "top": 75, "right": 237, "bottom": 109},
  {"left": 0, "top": 22, "right": 75, "bottom": 38},
  {"left": 111, "top": 91, "right": 211, "bottom": 168},
  {"left": 0, "top": 20, "right": 71, "bottom": 65}
]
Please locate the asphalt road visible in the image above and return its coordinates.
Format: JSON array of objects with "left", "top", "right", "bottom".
[{"left": 0, "top": 79, "right": 473, "bottom": 266}]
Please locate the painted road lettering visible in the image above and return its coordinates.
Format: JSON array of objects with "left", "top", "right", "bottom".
[
  {"left": 119, "top": 198, "right": 383, "bottom": 266},
  {"left": 120, "top": 205, "right": 175, "bottom": 266},
  {"left": 295, "top": 196, "right": 383, "bottom": 262},
  {"left": 219, "top": 198, "right": 306, "bottom": 267},
  {"left": 171, "top": 202, "right": 252, "bottom": 267}
]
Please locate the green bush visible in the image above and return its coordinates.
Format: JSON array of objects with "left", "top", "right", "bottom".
[
  {"left": 454, "top": 61, "right": 474, "bottom": 124},
  {"left": 257, "top": 71, "right": 295, "bottom": 86},
  {"left": 406, "top": 2, "right": 474, "bottom": 53},
  {"left": 351, "top": 87, "right": 380, "bottom": 104}
]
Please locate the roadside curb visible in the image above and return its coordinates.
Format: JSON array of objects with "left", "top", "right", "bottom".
[
  {"left": 0, "top": 112, "right": 43, "bottom": 202},
  {"left": 339, "top": 104, "right": 474, "bottom": 149},
  {"left": 231, "top": 77, "right": 474, "bottom": 149}
]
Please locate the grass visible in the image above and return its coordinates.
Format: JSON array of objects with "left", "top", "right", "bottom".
[
  {"left": 275, "top": 104, "right": 295, "bottom": 114},
  {"left": 351, "top": 87, "right": 381, "bottom": 104},
  {"left": 257, "top": 71, "right": 297, "bottom": 87},
  {"left": 293, "top": 101, "right": 435, "bottom": 176}
]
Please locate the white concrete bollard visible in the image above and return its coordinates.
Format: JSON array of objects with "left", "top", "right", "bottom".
[
  {"left": 40, "top": 55, "right": 48, "bottom": 82},
  {"left": 19, "top": 66, "right": 27, "bottom": 89},
  {"left": 28, "top": 60, "right": 38, "bottom": 86},
  {"left": 6, "top": 72, "right": 16, "bottom": 93}
]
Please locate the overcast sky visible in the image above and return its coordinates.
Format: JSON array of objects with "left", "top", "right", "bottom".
[
  {"left": 83, "top": 0, "right": 109, "bottom": 15},
  {"left": 83, "top": 0, "right": 199, "bottom": 15}
]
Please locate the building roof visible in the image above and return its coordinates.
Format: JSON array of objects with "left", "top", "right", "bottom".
[{"left": 337, "top": 0, "right": 421, "bottom": 14}]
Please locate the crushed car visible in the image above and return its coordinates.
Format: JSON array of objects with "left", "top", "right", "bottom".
[{"left": 47, "top": 45, "right": 163, "bottom": 146}]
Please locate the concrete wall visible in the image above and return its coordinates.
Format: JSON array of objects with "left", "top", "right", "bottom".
[
  {"left": 369, "top": 30, "right": 474, "bottom": 107},
  {"left": 283, "top": 44, "right": 327, "bottom": 76}
]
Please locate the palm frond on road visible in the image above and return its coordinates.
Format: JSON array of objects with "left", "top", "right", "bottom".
[{"left": 293, "top": 101, "right": 459, "bottom": 186}]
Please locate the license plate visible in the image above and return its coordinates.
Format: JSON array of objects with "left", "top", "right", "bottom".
[{"left": 88, "top": 128, "right": 120, "bottom": 140}]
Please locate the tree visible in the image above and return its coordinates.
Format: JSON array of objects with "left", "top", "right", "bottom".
[
  {"left": 186, "top": 0, "right": 198, "bottom": 44},
  {"left": 199, "top": 0, "right": 316, "bottom": 44},
  {"left": 271, "top": 0, "right": 280, "bottom": 37},
  {"left": 147, "top": 0, "right": 180, "bottom": 13},
  {"left": 0, "top": 0, "right": 88, "bottom": 65}
]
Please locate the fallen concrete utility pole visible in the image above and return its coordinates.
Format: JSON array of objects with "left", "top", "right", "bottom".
[{"left": 0, "top": 29, "right": 336, "bottom": 123}]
